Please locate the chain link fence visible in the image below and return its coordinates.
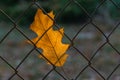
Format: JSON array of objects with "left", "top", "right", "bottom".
[{"left": 0, "top": 0, "right": 120, "bottom": 80}]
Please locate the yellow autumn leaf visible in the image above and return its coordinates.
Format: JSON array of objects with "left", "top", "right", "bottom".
[{"left": 29, "top": 9, "right": 69, "bottom": 67}]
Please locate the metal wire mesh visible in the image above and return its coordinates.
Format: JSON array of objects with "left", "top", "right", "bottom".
[{"left": 0, "top": 0, "right": 120, "bottom": 80}]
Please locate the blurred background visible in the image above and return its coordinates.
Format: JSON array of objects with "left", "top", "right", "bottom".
[
  {"left": 1, "top": 0, "right": 120, "bottom": 25},
  {"left": 0, "top": 0, "right": 120, "bottom": 80}
]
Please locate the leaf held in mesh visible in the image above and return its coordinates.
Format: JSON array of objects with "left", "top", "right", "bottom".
[{"left": 29, "top": 9, "right": 69, "bottom": 67}]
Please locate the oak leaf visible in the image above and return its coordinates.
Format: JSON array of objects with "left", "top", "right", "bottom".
[{"left": 29, "top": 9, "right": 69, "bottom": 67}]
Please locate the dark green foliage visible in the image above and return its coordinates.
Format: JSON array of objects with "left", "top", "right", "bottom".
[
  {"left": 0, "top": 0, "right": 18, "bottom": 6},
  {"left": 0, "top": 0, "right": 35, "bottom": 27},
  {"left": 108, "top": 0, "right": 120, "bottom": 19},
  {"left": 38, "top": 0, "right": 99, "bottom": 23},
  {"left": 0, "top": 0, "right": 120, "bottom": 25},
  {"left": 59, "top": 0, "right": 99, "bottom": 23}
]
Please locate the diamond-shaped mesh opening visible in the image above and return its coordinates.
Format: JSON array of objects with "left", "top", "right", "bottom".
[
  {"left": 55, "top": 1, "right": 90, "bottom": 24},
  {"left": 93, "top": 0, "right": 120, "bottom": 27},
  {"left": 75, "top": 67, "right": 104, "bottom": 80},
  {"left": 73, "top": 23, "right": 106, "bottom": 59},
  {"left": 91, "top": 44, "right": 120, "bottom": 78},
  {"left": 16, "top": 50, "right": 53, "bottom": 80},
  {"left": 0, "top": 29, "right": 33, "bottom": 68},
  {"left": 62, "top": 24, "right": 80, "bottom": 40},
  {"left": 54, "top": 47, "right": 88, "bottom": 79},
  {"left": 16, "top": 7, "right": 36, "bottom": 27},
  {"left": 0, "top": 0, "right": 32, "bottom": 21}
]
